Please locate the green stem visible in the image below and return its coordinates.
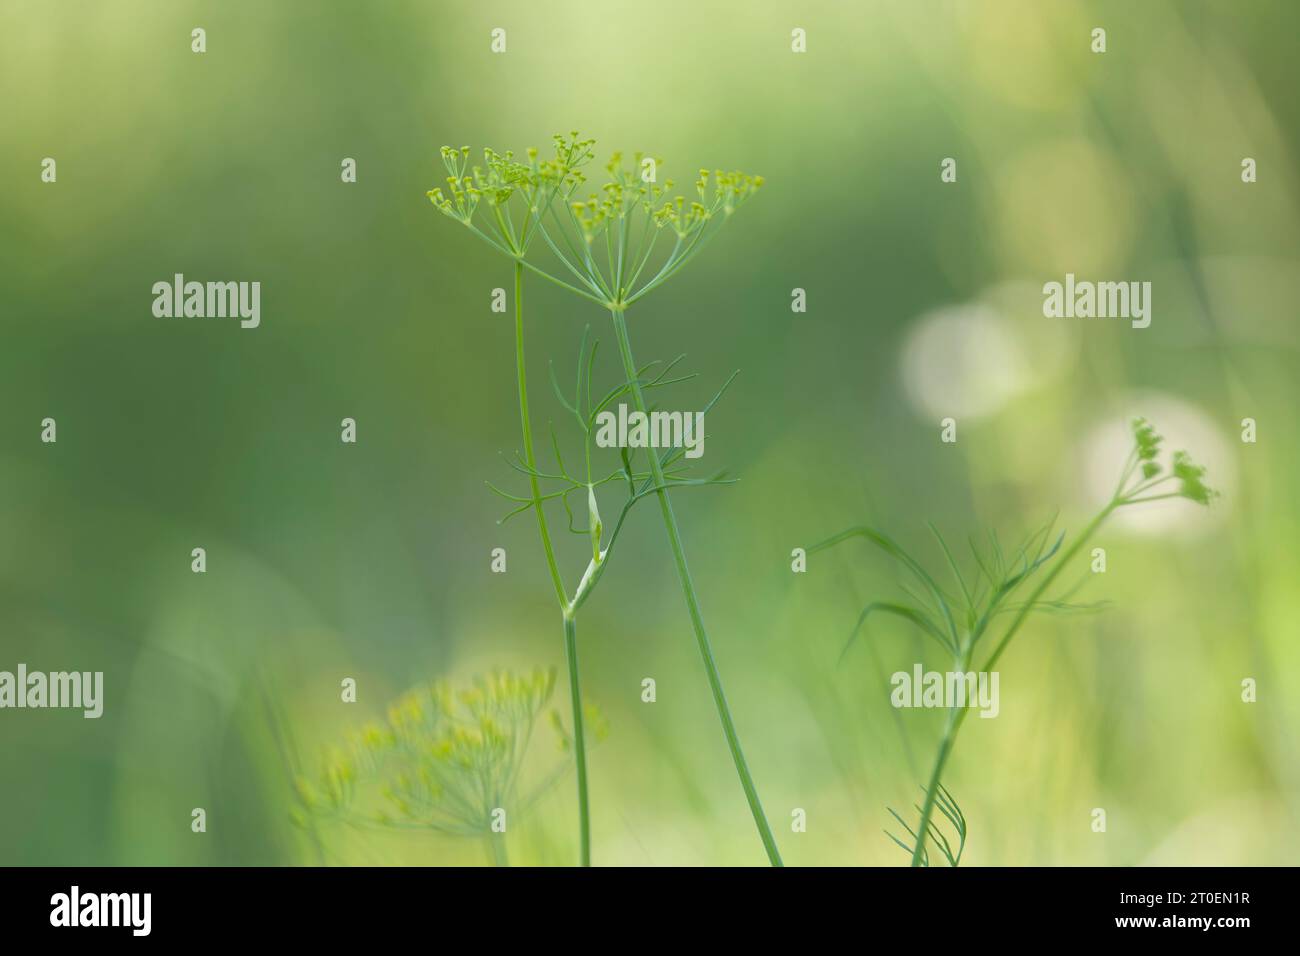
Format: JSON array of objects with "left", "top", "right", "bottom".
[
  {"left": 515, "top": 262, "right": 568, "bottom": 608},
  {"left": 908, "top": 503, "right": 1116, "bottom": 866},
  {"left": 513, "top": 261, "right": 592, "bottom": 866},
  {"left": 486, "top": 835, "right": 509, "bottom": 867},
  {"left": 609, "top": 307, "right": 784, "bottom": 867},
  {"left": 564, "top": 613, "right": 591, "bottom": 866},
  {"left": 910, "top": 700, "right": 962, "bottom": 867}
]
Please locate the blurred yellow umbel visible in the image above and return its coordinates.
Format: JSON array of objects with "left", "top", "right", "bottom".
[{"left": 293, "top": 668, "right": 602, "bottom": 865}]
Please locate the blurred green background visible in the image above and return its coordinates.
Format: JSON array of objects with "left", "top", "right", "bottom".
[{"left": 2, "top": 0, "right": 1297, "bottom": 866}]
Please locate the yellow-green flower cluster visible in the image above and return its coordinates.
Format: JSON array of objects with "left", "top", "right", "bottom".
[
  {"left": 426, "top": 131, "right": 764, "bottom": 306},
  {"left": 1120, "top": 417, "right": 1218, "bottom": 507},
  {"left": 460, "top": 669, "right": 556, "bottom": 728},
  {"left": 1132, "top": 417, "right": 1164, "bottom": 479},
  {"left": 652, "top": 168, "right": 764, "bottom": 237},
  {"left": 291, "top": 745, "right": 357, "bottom": 825},
  {"left": 427, "top": 145, "right": 475, "bottom": 222},
  {"left": 295, "top": 668, "right": 569, "bottom": 838},
  {"left": 1171, "top": 450, "right": 1216, "bottom": 504},
  {"left": 537, "top": 131, "right": 595, "bottom": 188},
  {"left": 428, "top": 146, "right": 541, "bottom": 223}
]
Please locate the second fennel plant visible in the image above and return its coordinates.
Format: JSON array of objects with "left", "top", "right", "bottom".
[
  {"left": 812, "top": 417, "right": 1218, "bottom": 865},
  {"left": 427, "top": 135, "right": 782, "bottom": 865},
  {"left": 293, "top": 669, "right": 602, "bottom": 865}
]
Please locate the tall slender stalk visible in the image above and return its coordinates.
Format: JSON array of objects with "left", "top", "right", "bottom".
[
  {"left": 611, "top": 308, "right": 783, "bottom": 867},
  {"left": 513, "top": 261, "right": 591, "bottom": 866},
  {"left": 562, "top": 613, "right": 590, "bottom": 865},
  {"left": 486, "top": 835, "right": 510, "bottom": 867}
]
